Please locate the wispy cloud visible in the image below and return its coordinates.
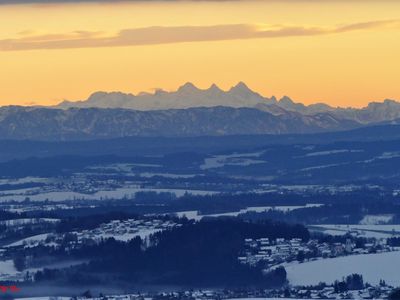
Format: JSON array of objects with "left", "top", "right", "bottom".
[
  {"left": 0, "top": 0, "right": 398, "bottom": 3},
  {"left": 1, "top": 20, "right": 399, "bottom": 51},
  {"left": 0, "top": 0, "right": 257, "bottom": 4},
  {"left": 1, "top": 0, "right": 155, "bottom": 3}
]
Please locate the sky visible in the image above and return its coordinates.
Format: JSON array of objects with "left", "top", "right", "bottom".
[{"left": 0, "top": 0, "right": 400, "bottom": 107}]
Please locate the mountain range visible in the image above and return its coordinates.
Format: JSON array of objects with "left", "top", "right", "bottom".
[
  {"left": 57, "top": 82, "right": 275, "bottom": 111},
  {"left": 0, "top": 82, "right": 399, "bottom": 140},
  {"left": 58, "top": 82, "right": 340, "bottom": 115},
  {"left": 57, "top": 82, "right": 400, "bottom": 124}
]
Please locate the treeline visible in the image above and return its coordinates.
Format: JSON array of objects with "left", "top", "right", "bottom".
[
  {"left": 129, "top": 189, "right": 400, "bottom": 217},
  {"left": 0, "top": 155, "right": 161, "bottom": 177},
  {"left": 387, "top": 237, "right": 400, "bottom": 247},
  {"left": 0, "top": 210, "right": 27, "bottom": 221},
  {"left": 240, "top": 199, "right": 400, "bottom": 224},
  {"left": 0, "top": 182, "right": 45, "bottom": 191},
  {"left": 333, "top": 274, "right": 365, "bottom": 292},
  {"left": 20, "top": 188, "right": 400, "bottom": 221}
]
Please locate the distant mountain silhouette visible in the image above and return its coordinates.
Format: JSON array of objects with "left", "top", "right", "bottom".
[
  {"left": 56, "top": 82, "right": 400, "bottom": 125},
  {"left": 57, "top": 82, "right": 276, "bottom": 110}
]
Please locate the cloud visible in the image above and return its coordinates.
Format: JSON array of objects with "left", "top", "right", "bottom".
[
  {"left": 1, "top": 20, "right": 399, "bottom": 51},
  {"left": 0, "top": 0, "right": 248, "bottom": 3},
  {"left": 1, "top": 0, "right": 147, "bottom": 3},
  {"left": 1, "top": 0, "right": 399, "bottom": 4}
]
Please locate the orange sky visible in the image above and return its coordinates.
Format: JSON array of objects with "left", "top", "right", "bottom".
[{"left": 0, "top": 0, "right": 400, "bottom": 107}]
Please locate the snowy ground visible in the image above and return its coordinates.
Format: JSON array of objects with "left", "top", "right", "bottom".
[
  {"left": 226, "top": 299, "right": 302, "bottom": 300},
  {"left": 0, "top": 259, "right": 21, "bottom": 281},
  {"left": 176, "top": 204, "right": 323, "bottom": 221},
  {"left": 226, "top": 299, "right": 298, "bottom": 300},
  {"left": 16, "top": 298, "right": 71, "bottom": 300},
  {"left": 0, "top": 258, "right": 87, "bottom": 282},
  {"left": 309, "top": 224, "right": 400, "bottom": 238},
  {"left": 0, "top": 177, "right": 50, "bottom": 185},
  {"left": 5, "top": 233, "right": 51, "bottom": 248},
  {"left": 0, "top": 218, "right": 60, "bottom": 226},
  {"left": 0, "top": 186, "right": 216, "bottom": 202},
  {"left": 137, "top": 172, "right": 198, "bottom": 178},
  {"left": 200, "top": 151, "right": 265, "bottom": 170},
  {"left": 359, "top": 214, "right": 394, "bottom": 225},
  {"left": 0, "top": 260, "right": 18, "bottom": 275},
  {"left": 283, "top": 251, "right": 400, "bottom": 286},
  {"left": 304, "top": 149, "right": 363, "bottom": 157},
  {"left": 12, "top": 296, "right": 389, "bottom": 300}
]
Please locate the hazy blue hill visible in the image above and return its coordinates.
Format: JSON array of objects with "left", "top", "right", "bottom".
[
  {"left": 0, "top": 106, "right": 361, "bottom": 141},
  {"left": 1, "top": 125, "right": 400, "bottom": 184},
  {"left": 0, "top": 123, "right": 399, "bottom": 162}
]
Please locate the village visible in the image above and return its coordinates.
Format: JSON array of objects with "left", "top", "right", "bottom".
[
  {"left": 73, "top": 218, "right": 180, "bottom": 244},
  {"left": 11, "top": 284, "right": 397, "bottom": 300},
  {"left": 238, "top": 236, "right": 397, "bottom": 269},
  {"left": 2, "top": 218, "right": 180, "bottom": 252}
]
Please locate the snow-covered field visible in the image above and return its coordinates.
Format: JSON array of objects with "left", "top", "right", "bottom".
[
  {"left": 0, "top": 218, "right": 60, "bottom": 226},
  {"left": 16, "top": 298, "right": 296, "bottom": 300},
  {"left": 137, "top": 172, "right": 198, "bottom": 178},
  {"left": 176, "top": 204, "right": 323, "bottom": 221},
  {"left": 87, "top": 163, "right": 162, "bottom": 173},
  {"left": 226, "top": 299, "right": 297, "bottom": 300},
  {"left": 200, "top": 151, "right": 265, "bottom": 170},
  {"left": 0, "top": 260, "right": 17, "bottom": 275},
  {"left": 6, "top": 233, "right": 51, "bottom": 248},
  {"left": 310, "top": 224, "right": 400, "bottom": 238},
  {"left": 0, "top": 259, "right": 20, "bottom": 281},
  {"left": 283, "top": 251, "right": 400, "bottom": 286},
  {"left": 0, "top": 186, "right": 216, "bottom": 202},
  {"left": 319, "top": 229, "right": 393, "bottom": 239},
  {"left": 226, "top": 299, "right": 301, "bottom": 300},
  {"left": 364, "top": 151, "right": 400, "bottom": 163},
  {"left": 16, "top": 298, "right": 71, "bottom": 300},
  {"left": 0, "top": 177, "right": 50, "bottom": 185},
  {"left": 360, "top": 214, "right": 394, "bottom": 225},
  {"left": 0, "top": 258, "right": 87, "bottom": 281},
  {"left": 304, "top": 149, "right": 363, "bottom": 157}
]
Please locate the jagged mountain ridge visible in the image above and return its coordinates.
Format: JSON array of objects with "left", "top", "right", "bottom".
[
  {"left": 57, "top": 82, "right": 278, "bottom": 111},
  {"left": 0, "top": 106, "right": 361, "bottom": 140},
  {"left": 56, "top": 82, "right": 400, "bottom": 124}
]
